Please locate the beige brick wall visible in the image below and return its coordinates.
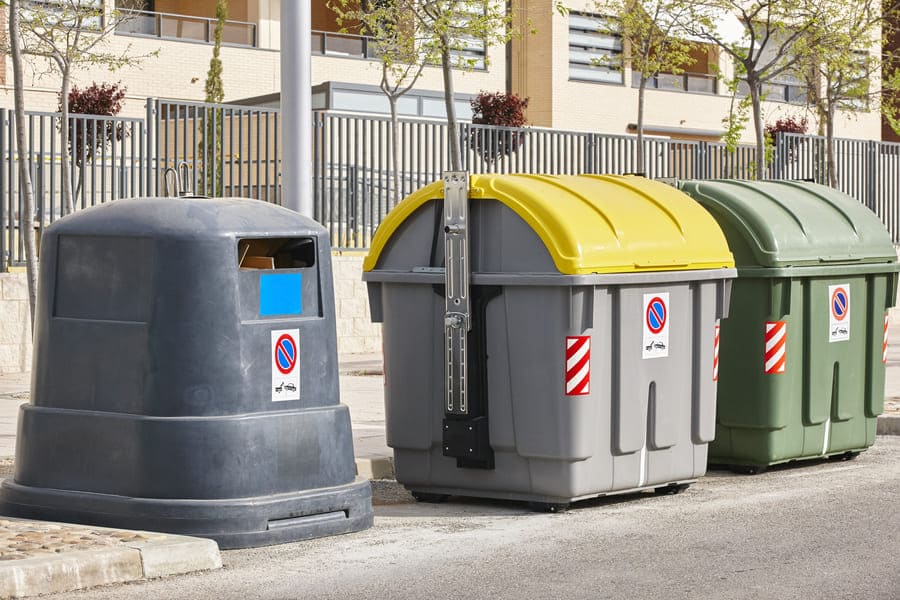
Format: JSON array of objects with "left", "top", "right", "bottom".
[
  {"left": 516, "top": 0, "right": 883, "bottom": 141},
  {"left": 0, "top": 29, "right": 506, "bottom": 120},
  {"left": 332, "top": 253, "right": 381, "bottom": 356},
  {"left": 0, "top": 254, "right": 381, "bottom": 374},
  {"left": 0, "top": 273, "right": 32, "bottom": 375}
]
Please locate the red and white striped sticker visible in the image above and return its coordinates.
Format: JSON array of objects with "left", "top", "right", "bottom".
[
  {"left": 764, "top": 321, "right": 787, "bottom": 375},
  {"left": 565, "top": 336, "right": 591, "bottom": 396},
  {"left": 883, "top": 314, "right": 889, "bottom": 364},
  {"left": 713, "top": 322, "right": 720, "bottom": 381}
]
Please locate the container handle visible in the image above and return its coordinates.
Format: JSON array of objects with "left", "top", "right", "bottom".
[
  {"left": 633, "top": 261, "right": 690, "bottom": 269},
  {"left": 818, "top": 256, "right": 862, "bottom": 263}
]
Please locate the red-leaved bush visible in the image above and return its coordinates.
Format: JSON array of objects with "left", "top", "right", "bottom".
[
  {"left": 765, "top": 116, "right": 808, "bottom": 163},
  {"left": 470, "top": 91, "right": 529, "bottom": 128},
  {"left": 64, "top": 82, "right": 127, "bottom": 166},
  {"left": 765, "top": 116, "right": 808, "bottom": 139},
  {"left": 469, "top": 91, "right": 529, "bottom": 161}
]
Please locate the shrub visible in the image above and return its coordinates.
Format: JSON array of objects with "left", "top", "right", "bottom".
[
  {"left": 764, "top": 116, "right": 809, "bottom": 165},
  {"left": 469, "top": 91, "right": 529, "bottom": 161},
  {"left": 64, "top": 82, "right": 127, "bottom": 167},
  {"left": 764, "top": 116, "right": 808, "bottom": 139}
]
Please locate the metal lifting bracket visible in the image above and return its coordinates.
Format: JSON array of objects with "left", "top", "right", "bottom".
[
  {"left": 443, "top": 171, "right": 470, "bottom": 416},
  {"left": 440, "top": 171, "right": 495, "bottom": 470}
]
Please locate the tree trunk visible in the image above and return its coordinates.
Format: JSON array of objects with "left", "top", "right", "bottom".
[
  {"left": 748, "top": 76, "right": 765, "bottom": 180},
  {"left": 826, "top": 104, "right": 837, "bottom": 188},
  {"left": 637, "top": 77, "right": 647, "bottom": 174},
  {"left": 388, "top": 94, "right": 401, "bottom": 205},
  {"left": 9, "top": 0, "right": 39, "bottom": 324},
  {"left": 440, "top": 34, "right": 461, "bottom": 172},
  {"left": 59, "top": 69, "right": 74, "bottom": 215}
]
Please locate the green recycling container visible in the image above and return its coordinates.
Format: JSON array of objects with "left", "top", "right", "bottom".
[{"left": 677, "top": 180, "right": 899, "bottom": 469}]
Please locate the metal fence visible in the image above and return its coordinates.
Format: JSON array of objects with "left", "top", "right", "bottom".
[
  {"left": 4, "top": 98, "right": 900, "bottom": 271},
  {"left": 0, "top": 109, "right": 147, "bottom": 271},
  {"left": 148, "top": 98, "right": 280, "bottom": 201},
  {"left": 772, "top": 133, "right": 900, "bottom": 242}
]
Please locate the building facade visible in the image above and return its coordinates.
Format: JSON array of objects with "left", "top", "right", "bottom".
[{"left": 0, "top": 0, "right": 887, "bottom": 143}]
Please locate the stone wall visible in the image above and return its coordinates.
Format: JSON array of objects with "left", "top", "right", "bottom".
[
  {"left": 0, "top": 273, "right": 31, "bottom": 374},
  {"left": 0, "top": 253, "right": 382, "bottom": 374},
  {"left": 332, "top": 253, "right": 382, "bottom": 356}
]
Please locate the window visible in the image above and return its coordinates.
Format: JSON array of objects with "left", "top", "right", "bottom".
[
  {"left": 838, "top": 50, "right": 871, "bottom": 111},
  {"left": 568, "top": 12, "right": 623, "bottom": 84},
  {"left": 450, "top": 35, "right": 487, "bottom": 70},
  {"left": 736, "top": 25, "right": 807, "bottom": 104},
  {"left": 448, "top": 4, "right": 487, "bottom": 70},
  {"left": 22, "top": 0, "right": 103, "bottom": 29}
]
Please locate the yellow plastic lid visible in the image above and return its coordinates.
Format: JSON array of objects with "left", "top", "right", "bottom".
[{"left": 363, "top": 174, "right": 735, "bottom": 275}]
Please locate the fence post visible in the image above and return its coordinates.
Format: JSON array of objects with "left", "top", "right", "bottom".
[
  {"left": 348, "top": 164, "right": 358, "bottom": 245},
  {"left": 0, "top": 108, "right": 6, "bottom": 273},
  {"left": 772, "top": 132, "right": 784, "bottom": 180},
  {"left": 584, "top": 133, "right": 594, "bottom": 174},
  {"left": 145, "top": 99, "right": 156, "bottom": 197},
  {"left": 697, "top": 141, "right": 708, "bottom": 179},
  {"left": 866, "top": 140, "right": 878, "bottom": 211}
]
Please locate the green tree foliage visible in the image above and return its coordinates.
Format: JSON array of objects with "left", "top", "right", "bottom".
[
  {"left": 201, "top": 0, "right": 227, "bottom": 196},
  {"left": 332, "top": 0, "right": 521, "bottom": 172},
  {"left": 14, "top": 0, "right": 155, "bottom": 213},
  {"left": 330, "top": 0, "right": 428, "bottom": 203},
  {"left": 797, "top": 0, "right": 885, "bottom": 186},
  {"left": 594, "top": 0, "right": 697, "bottom": 172},
  {"left": 678, "top": 0, "right": 830, "bottom": 179}
]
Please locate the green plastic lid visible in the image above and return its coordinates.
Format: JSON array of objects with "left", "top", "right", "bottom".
[{"left": 677, "top": 180, "right": 898, "bottom": 269}]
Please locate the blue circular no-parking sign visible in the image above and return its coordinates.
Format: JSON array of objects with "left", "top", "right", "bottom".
[
  {"left": 646, "top": 297, "right": 667, "bottom": 334},
  {"left": 275, "top": 334, "right": 297, "bottom": 374}
]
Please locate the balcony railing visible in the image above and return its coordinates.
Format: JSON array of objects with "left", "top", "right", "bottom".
[
  {"left": 632, "top": 71, "right": 718, "bottom": 95},
  {"left": 115, "top": 9, "right": 257, "bottom": 48},
  {"left": 311, "top": 30, "right": 381, "bottom": 60},
  {"left": 736, "top": 79, "right": 807, "bottom": 105},
  {"left": 310, "top": 30, "right": 486, "bottom": 69}
]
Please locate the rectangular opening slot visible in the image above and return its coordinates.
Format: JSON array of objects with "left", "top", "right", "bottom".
[
  {"left": 238, "top": 237, "right": 316, "bottom": 270},
  {"left": 267, "top": 510, "right": 349, "bottom": 530}
]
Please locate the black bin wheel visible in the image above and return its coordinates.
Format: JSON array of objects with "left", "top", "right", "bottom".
[
  {"left": 830, "top": 451, "right": 861, "bottom": 462},
  {"left": 528, "top": 502, "right": 570, "bottom": 513},
  {"left": 411, "top": 492, "right": 449, "bottom": 504},
  {"left": 653, "top": 483, "right": 690, "bottom": 496},
  {"left": 730, "top": 465, "right": 768, "bottom": 475}
]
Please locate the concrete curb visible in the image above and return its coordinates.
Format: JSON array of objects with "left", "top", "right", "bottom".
[
  {"left": 877, "top": 415, "right": 900, "bottom": 436},
  {"left": 0, "top": 522, "right": 221, "bottom": 599},
  {"left": 356, "top": 457, "right": 395, "bottom": 480}
]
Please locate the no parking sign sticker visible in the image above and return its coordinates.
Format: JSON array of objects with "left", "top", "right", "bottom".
[
  {"left": 271, "top": 329, "right": 300, "bottom": 401},
  {"left": 642, "top": 293, "right": 669, "bottom": 359},
  {"left": 828, "top": 284, "right": 850, "bottom": 343}
]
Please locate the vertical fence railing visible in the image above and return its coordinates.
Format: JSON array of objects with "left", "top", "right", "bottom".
[
  {"left": 6, "top": 103, "right": 900, "bottom": 270},
  {"left": 149, "top": 98, "right": 280, "bottom": 202},
  {"left": 1, "top": 109, "right": 146, "bottom": 270},
  {"left": 773, "top": 132, "right": 900, "bottom": 243}
]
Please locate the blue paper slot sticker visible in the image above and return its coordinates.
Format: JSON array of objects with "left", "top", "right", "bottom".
[{"left": 260, "top": 273, "right": 303, "bottom": 316}]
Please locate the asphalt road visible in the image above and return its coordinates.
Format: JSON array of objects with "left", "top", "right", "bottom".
[{"left": 48, "top": 437, "right": 900, "bottom": 600}]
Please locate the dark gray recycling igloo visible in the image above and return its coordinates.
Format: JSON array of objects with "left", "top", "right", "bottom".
[{"left": 0, "top": 197, "right": 373, "bottom": 549}]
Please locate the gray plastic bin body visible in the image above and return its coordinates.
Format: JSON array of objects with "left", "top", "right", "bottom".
[
  {"left": 0, "top": 197, "right": 372, "bottom": 549},
  {"left": 364, "top": 174, "right": 736, "bottom": 506}
]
